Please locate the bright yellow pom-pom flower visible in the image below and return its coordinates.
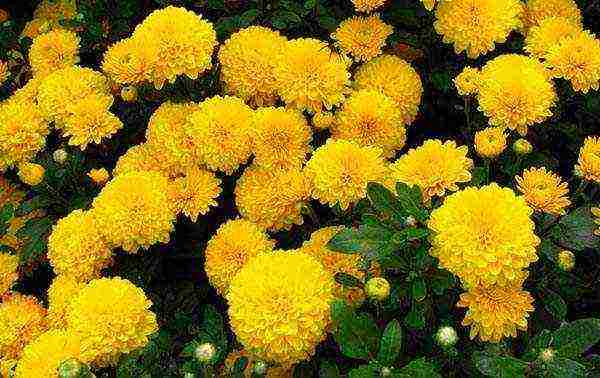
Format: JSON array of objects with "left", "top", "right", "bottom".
[
  {"left": 47, "top": 276, "right": 85, "bottom": 330},
  {"left": 332, "top": 89, "right": 406, "bottom": 157},
  {"left": 91, "top": 170, "right": 176, "bottom": 253},
  {"left": 524, "top": 17, "right": 582, "bottom": 60},
  {"left": 523, "top": 0, "right": 582, "bottom": 29},
  {"left": 0, "top": 294, "right": 47, "bottom": 361},
  {"left": 305, "top": 139, "right": 388, "bottom": 210},
  {"left": 516, "top": 167, "right": 571, "bottom": 215},
  {"left": 47, "top": 209, "right": 113, "bottom": 282},
  {"left": 332, "top": 15, "right": 393, "bottom": 62},
  {"left": 218, "top": 26, "right": 287, "bottom": 106},
  {"left": 454, "top": 67, "right": 481, "bottom": 96},
  {"left": 101, "top": 37, "right": 155, "bottom": 85},
  {"left": 251, "top": 107, "right": 312, "bottom": 170},
  {"left": 0, "top": 252, "right": 18, "bottom": 296},
  {"left": 227, "top": 251, "right": 334, "bottom": 366},
  {"left": 474, "top": 127, "right": 507, "bottom": 159},
  {"left": 204, "top": 219, "right": 274, "bottom": 295},
  {"left": 67, "top": 277, "right": 158, "bottom": 367},
  {"left": 235, "top": 166, "right": 311, "bottom": 231},
  {"left": 87, "top": 167, "right": 110, "bottom": 185},
  {"left": 113, "top": 143, "right": 183, "bottom": 179},
  {"left": 389, "top": 139, "right": 472, "bottom": 201},
  {"left": 351, "top": 0, "right": 386, "bottom": 13},
  {"left": 458, "top": 284, "right": 534, "bottom": 342},
  {"left": 434, "top": 0, "right": 523, "bottom": 58},
  {"left": 17, "top": 162, "right": 45, "bottom": 186},
  {"left": 168, "top": 167, "right": 221, "bottom": 222},
  {"left": 574, "top": 136, "right": 600, "bottom": 183},
  {"left": 354, "top": 55, "right": 422, "bottom": 125},
  {"left": 28, "top": 29, "right": 80, "bottom": 78},
  {"left": 274, "top": 38, "right": 351, "bottom": 113},
  {"left": 428, "top": 183, "right": 540, "bottom": 287}
]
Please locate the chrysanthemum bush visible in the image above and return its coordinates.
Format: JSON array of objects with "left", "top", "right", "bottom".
[{"left": 1, "top": 0, "right": 600, "bottom": 376}]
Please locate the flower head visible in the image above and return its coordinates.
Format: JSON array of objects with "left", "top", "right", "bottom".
[
  {"left": 195, "top": 343, "right": 216, "bottom": 363},
  {"left": 436, "top": 326, "right": 458, "bottom": 347},
  {"left": 205, "top": 219, "right": 274, "bottom": 295},
  {"left": 574, "top": 136, "right": 600, "bottom": 183},
  {"left": 332, "top": 15, "right": 393, "bottom": 62},
  {"left": 557, "top": 250, "right": 575, "bottom": 271},
  {"left": 101, "top": 38, "right": 155, "bottom": 85},
  {"left": 351, "top": 0, "right": 386, "bottom": 13},
  {"left": 0, "top": 252, "right": 18, "bottom": 296},
  {"left": 428, "top": 184, "right": 540, "bottom": 287},
  {"left": 17, "top": 162, "right": 45, "bottom": 185},
  {"left": 0, "top": 294, "right": 47, "bottom": 361},
  {"left": 168, "top": 167, "right": 221, "bottom": 222},
  {"left": 524, "top": 17, "right": 582, "bottom": 60},
  {"left": 516, "top": 167, "right": 570, "bottom": 215},
  {"left": 227, "top": 252, "right": 334, "bottom": 366},
  {"left": 332, "top": 89, "right": 406, "bottom": 157},
  {"left": 454, "top": 67, "right": 481, "bottom": 96},
  {"left": 474, "top": 127, "right": 507, "bottom": 159},
  {"left": 523, "top": 0, "right": 582, "bottom": 29},
  {"left": 29, "top": 29, "right": 80, "bottom": 78},
  {"left": 305, "top": 139, "right": 388, "bottom": 210},
  {"left": 365, "top": 277, "right": 390, "bottom": 301},
  {"left": 389, "top": 139, "right": 472, "bottom": 201},
  {"left": 513, "top": 139, "right": 533, "bottom": 154},
  {"left": 87, "top": 168, "right": 110, "bottom": 185},
  {"left": 354, "top": 55, "right": 422, "bottom": 125},
  {"left": 47, "top": 276, "right": 85, "bottom": 330},
  {"left": 312, "top": 111, "right": 335, "bottom": 130},
  {"left": 53, "top": 148, "right": 68, "bottom": 164},
  {"left": 458, "top": 284, "right": 534, "bottom": 342},
  {"left": 113, "top": 143, "right": 183, "bottom": 179},
  {"left": 14, "top": 330, "right": 83, "bottom": 378}
]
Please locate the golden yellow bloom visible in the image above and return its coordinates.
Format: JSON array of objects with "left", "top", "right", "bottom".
[
  {"left": 17, "top": 162, "right": 45, "bottom": 185},
  {"left": 0, "top": 294, "right": 47, "bottom": 361},
  {"left": 186, "top": 96, "right": 254, "bottom": 174},
  {"left": 251, "top": 107, "right": 312, "bottom": 170},
  {"left": 574, "top": 136, "right": 600, "bottom": 183},
  {"left": 67, "top": 277, "right": 158, "bottom": 367},
  {"left": 388, "top": 139, "right": 472, "bottom": 201},
  {"left": 227, "top": 252, "right": 334, "bottom": 366},
  {"left": 513, "top": 138, "right": 533, "bottom": 154},
  {"left": 458, "top": 283, "right": 534, "bottom": 342},
  {"left": 524, "top": 17, "right": 582, "bottom": 60},
  {"left": 546, "top": 31, "right": 600, "bottom": 93},
  {"left": 91, "top": 170, "right": 176, "bottom": 253},
  {"left": 274, "top": 38, "right": 351, "bottom": 113},
  {"left": 332, "top": 89, "right": 406, "bottom": 157},
  {"left": 120, "top": 86, "right": 137, "bottom": 102},
  {"left": 312, "top": 111, "right": 335, "bottom": 130},
  {"left": 14, "top": 329, "right": 83, "bottom": 378},
  {"left": 454, "top": 67, "right": 481, "bottom": 96},
  {"left": 113, "top": 143, "right": 183, "bottom": 179},
  {"left": 47, "top": 209, "right": 113, "bottom": 282},
  {"left": 351, "top": 0, "right": 386, "bottom": 12},
  {"left": 204, "top": 219, "right": 274, "bottom": 295},
  {"left": 168, "top": 167, "right": 221, "bottom": 222},
  {"left": 365, "top": 277, "right": 390, "bottom": 301},
  {"left": 218, "top": 26, "right": 287, "bottom": 106},
  {"left": 523, "top": 0, "right": 582, "bottom": 29},
  {"left": 557, "top": 250, "right": 575, "bottom": 271},
  {"left": 0, "top": 252, "right": 18, "bottom": 296},
  {"left": 332, "top": 15, "right": 393, "bottom": 62},
  {"left": 28, "top": 29, "right": 80, "bottom": 78},
  {"left": 0, "top": 60, "right": 9, "bottom": 85},
  {"left": 101, "top": 37, "right": 155, "bottom": 86},
  {"left": 235, "top": 166, "right": 311, "bottom": 231},
  {"left": 305, "top": 139, "right": 388, "bottom": 210},
  {"left": 474, "top": 127, "right": 507, "bottom": 159},
  {"left": 87, "top": 168, "right": 110, "bottom": 185},
  {"left": 354, "top": 55, "right": 422, "bottom": 125},
  {"left": 434, "top": 0, "right": 524, "bottom": 58},
  {"left": 62, "top": 95, "right": 123, "bottom": 149},
  {"left": 21, "top": 1, "right": 77, "bottom": 39},
  {"left": 591, "top": 207, "right": 600, "bottom": 236},
  {"left": 469, "top": 55, "right": 557, "bottom": 135},
  {"left": 516, "top": 167, "right": 570, "bottom": 215},
  {"left": 428, "top": 184, "right": 540, "bottom": 287},
  {"left": 47, "top": 276, "right": 85, "bottom": 330}
]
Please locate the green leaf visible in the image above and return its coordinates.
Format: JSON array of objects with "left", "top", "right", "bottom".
[
  {"left": 377, "top": 320, "right": 402, "bottom": 366},
  {"left": 541, "top": 289, "right": 567, "bottom": 320},
  {"left": 348, "top": 365, "right": 377, "bottom": 378},
  {"left": 552, "top": 318, "right": 600, "bottom": 359},
  {"left": 327, "top": 224, "right": 395, "bottom": 264},
  {"left": 304, "top": 0, "right": 317, "bottom": 9},
  {"left": 411, "top": 279, "right": 427, "bottom": 302},
  {"left": 430, "top": 71, "right": 453, "bottom": 93},
  {"left": 232, "top": 357, "right": 248, "bottom": 377},
  {"left": 545, "top": 358, "right": 587, "bottom": 378},
  {"left": 539, "top": 238, "right": 560, "bottom": 263},
  {"left": 334, "top": 272, "right": 363, "bottom": 288},
  {"left": 318, "top": 360, "right": 340, "bottom": 378},
  {"left": 318, "top": 16, "right": 338, "bottom": 32},
  {"left": 367, "top": 182, "right": 405, "bottom": 224},
  {"left": 472, "top": 352, "right": 528, "bottom": 378},
  {"left": 394, "top": 183, "right": 429, "bottom": 223},
  {"left": 429, "top": 269, "right": 456, "bottom": 295},
  {"left": 17, "top": 217, "right": 53, "bottom": 265},
  {"left": 523, "top": 329, "right": 552, "bottom": 361},
  {"left": 471, "top": 166, "right": 488, "bottom": 187},
  {"left": 394, "top": 358, "right": 441, "bottom": 378},
  {"left": 405, "top": 306, "right": 425, "bottom": 330},
  {"left": 332, "top": 301, "right": 380, "bottom": 360},
  {"left": 551, "top": 207, "right": 600, "bottom": 251}
]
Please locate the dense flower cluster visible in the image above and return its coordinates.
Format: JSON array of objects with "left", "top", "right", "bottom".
[
  {"left": 516, "top": 167, "right": 571, "bottom": 215},
  {"left": 351, "top": 0, "right": 386, "bottom": 13},
  {"left": 524, "top": 17, "right": 582, "bottom": 60},
  {"left": 332, "top": 15, "right": 393, "bottom": 62},
  {"left": 17, "top": 162, "right": 45, "bottom": 186}
]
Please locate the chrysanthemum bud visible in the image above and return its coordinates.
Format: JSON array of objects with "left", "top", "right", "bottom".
[
  {"left": 366, "top": 277, "right": 390, "bottom": 301},
  {"left": 253, "top": 360, "right": 268, "bottom": 375},
  {"left": 194, "top": 343, "right": 216, "bottom": 363},
  {"left": 557, "top": 250, "right": 575, "bottom": 271},
  {"left": 435, "top": 326, "right": 458, "bottom": 347},
  {"left": 17, "top": 162, "right": 45, "bottom": 186},
  {"left": 87, "top": 168, "right": 110, "bottom": 186},
  {"left": 58, "top": 358, "right": 94, "bottom": 378},
  {"left": 120, "top": 86, "right": 138, "bottom": 102},
  {"left": 53, "top": 149, "right": 68, "bottom": 164},
  {"left": 513, "top": 139, "right": 533, "bottom": 155},
  {"left": 404, "top": 215, "right": 417, "bottom": 227},
  {"left": 539, "top": 348, "right": 555, "bottom": 363},
  {"left": 381, "top": 367, "right": 392, "bottom": 377}
]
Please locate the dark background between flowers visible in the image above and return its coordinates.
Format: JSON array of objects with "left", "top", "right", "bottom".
[{"left": 0, "top": 0, "right": 600, "bottom": 376}]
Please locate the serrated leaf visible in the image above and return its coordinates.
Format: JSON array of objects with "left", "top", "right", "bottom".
[
  {"left": 472, "top": 352, "right": 528, "bottom": 378},
  {"left": 523, "top": 329, "right": 552, "bottom": 361},
  {"left": 394, "top": 183, "right": 428, "bottom": 223},
  {"left": 551, "top": 207, "right": 600, "bottom": 251},
  {"left": 327, "top": 224, "right": 395, "bottom": 264},
  {"left": 377, "top": 320, "right": 402, "bottom": 366},
  {"left": 367, "top": 182, "right": 405, "bottom": 224},
  {"left": 332, "top": 301, "right": 380, "bottom": 360},
  {"left": 394, "top": 358, "right": 441, "bottom": 378},
  {"left": 542, "top": 289, "right": 567, "bottom": 320},
  {"left": 546, "top": 358, "right": 587, "bottom": 378},
  {"left": 411, "top": 279, "right": 427, "bottom": 302},
  {"left": 552, "top": 318, "right": 600, "bottom": 359}
]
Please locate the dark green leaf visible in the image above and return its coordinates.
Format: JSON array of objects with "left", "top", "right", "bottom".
[
  {"left": 411, "top": 279, "right": 427, "bottom": 302},
  {"left": 318, "top": 360, "right": 340, "bottom": 378},
  {"left": 318, "top": 16, "right": 338, "bottom": 32},
  {"left": 394, "top": 358, "right": 441, "bottom": 378},
  {"left": 377, "top": 320, "right": 402, "bottom": 366},
  {"left": 405, "top": 307, "right": 425, "bottom": 330},
  {"left": 367, "top": 182, "right": 405, "bottom": 224},
  {"left": 331, "top": 301, "right": 380, "bottom": 360},
  {"left": 551, "top": 207, "right": 600, "bottom": 251},
  {"left": 523, "top": 329, "right": 552, "bottom": 361},
  {"left": 348, "top": 365, "right": 377, "bottom": 378},
  {"left": 394, "top": 183, "right": 428, "bottom": 223},
  {"left": 552, "top": 318, "right": 600, "bottom": 359},
  {"left": 429, "top": 269, "right": 456, "bottom": 295},
  {"left": 542, "top": 289, "right": 567, "bottom": 321},
  {"left": 472, "top": 352, "right": 528, "bottom": 378},
  {"left": 335, "top": 272, "right": 363, "bottom": 288},
  {"left": 546, "top": 358, "right": 587, "bottom": 378}
]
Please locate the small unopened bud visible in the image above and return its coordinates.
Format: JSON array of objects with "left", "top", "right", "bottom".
[
  {"left": 183, "top": 373, "right": 195, "bottom": 378},
  {"left": 120, "top": 86, "right": 138, "bottom": 102},
  {"left": 436, "top": 326, "right": 458, "bottom": 348},
  {"left": 253, "top": 360, "right": 268, "bottom": 375},
  {"left": 539, "top": 348, "right": 555, "bottom": 363},
  {"left": 53, "top": 149, "right": 68, "bottom": 164},
  {"left": 557, "top": 250, "right": 575, "bottom": 271},
  {"left": 380, "top": 367, "right": 392, "bottom": 377},
  {"left": 194, "top": 343, "right": 216, "bottom": 363},
  {"left": 58, "top": 358, "right": 93, "bottom": 378},
  {"left": 513, "top": 139, "right": 533, "bottom": 155},
  {"left": 365, "top": 277, "right": 390, "bottom": 301},
  {"left": 404, "top": 215, "right": 417, "bottom": 227}
]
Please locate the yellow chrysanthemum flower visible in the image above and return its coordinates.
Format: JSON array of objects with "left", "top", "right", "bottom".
[
  {"left": 0, "top": 294, "right": 47, "bottom": 361},
  {"left": 28, "top": 29, "right": 80, "bottom": 78},
  {"left": 454, "top": 67, "right": 481, "bottom": 96},
  {"left": 47, "top": 276, "right": 85, "bottom": 330},
  {"left": 113, "top": 143, "right": 183, "bottom": 179},
  {"left": 468, "top": 54, "right": 557, "bottom": 135},
  {"left": 351, "top": 0, "right": 386, "bottom": 13},
  {"left": 524, "top": 17, "right": 582, "bottom": 60},
  {"left": 546, "top": 31, "right": 600, "bottom": 93},
  {"left": 227, "top": 252, "right": 334, "bottom": 366},
  {"left": 91, "top": 171, "right": 176, "bottom": 253},
  {"left": 47, "top": 209, "right": 113, "bottom": 282},
  {"left": 332, "top": 89, "right": 406, "bottom": 157},
  {"left": 557, "top": 250, "right": 575, "bottom": 271},
  {"left": 516, "top": 167, "right": 571, "bottom": 215},
  {"left": 274, "top": 38, "right": 351, "bottom": 113},
  {"left": 21, "top": 1, "right": 77, "bottom": 39},
  {"left": 354, "top": 55, "right": 422, "bottom": 125},
  {"left": 204, "top": 219, "right": 274, "bottom": 295},
  {"left": 305, "top": 139, "right": 388, "bottom": 210},
  {"left": 513, "top": 138, "right": 533, "bottom": 155},
  {"left": 332, "top": 15, "right": 393, "bottom": 62},
  {"left": 523, "top": 0, "right": 582, "bottom": 30},
  {"left": 14, "top": 329, "right": 83, "bottom": 378},
  {"left": 251, "top": 107, "right": 312, "bottom": 170},
  {"left": 434, "top": 0, "right": 524, "bottom": 58},
  {"left": 168, "top": 167, "right": 221, "bottom": 222},
  {"left": 67, "top": 277, "right": 158, "bottom": 367},
  {"left": 17, "top": 162, "right": 45, "bottom": 186},
  {"left": 87, "top": 167, "right": 110, "bottom": 185},
  {"left": 428, "top": 184, "right": 540, "bottom": 287},
  {"left": 312, "top": 111, "right": 335, "bottom": 130},
  {"left": 101, "top": 37, "right": 155, "bottom": 85},
  {"left": 235, "top": 166, "right": 311, "bottom": 231},
  {"left": 218, "top": 26, "right": 287, "bottom": 106},
  {"left": 574, "top": 136, "right": 600, "bottom": 183},
  {"left": 0, "top": 252, "right": 18, "bottom": 296},
  {"left": 186, "top": 96, "right": 254, "bottom": 174},
  {"left": 474, "top": 127, "right": 508, "bottom": 159},
  {"left": 458, "top": 284, "right": 534, "bottom": 342},
  {"left": 388, "top": 139, "right": 472, "bottom": 201}
]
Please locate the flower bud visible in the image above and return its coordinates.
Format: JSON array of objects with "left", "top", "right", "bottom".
[
  {"left": 17, "top": 162, "right": 44, "bottom": 186},
  {"left": 58, "top": 358, "right": 93, "bottom": 378},
  {"left": 120, "top": 86, "right": 138, "bottom": 102},
  {"left": 513, "top": 139, "right": 533, "bottom": 155},
  {"left": 194, "top": 343, "right": 216, "bottom": 363},
  {"left": 380, "top": 367, "right": 392, "bottom": 377},
  {"left": 404, "top": 215, "right": 417, "bottom": 227},
  {"left": 253, "top": 360, "right": 268, "bottom": 375},
  {"left": 435, "top": 326, "right": 458, "bottom": 347},
  {"left": 365, "top": 277, "right": 390, "bottom": 301},
  {"left": 53, "top": 149, "right": 68, "bottom": 164},
  {"left": 557, "top": 250, "right": 575, "bottom": 271},
  {"left": 539, "top": 348, "right": 555, "bottom": 363},
  {"left": 87, "top": 168, "right": 110, "bottom": 186}
]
